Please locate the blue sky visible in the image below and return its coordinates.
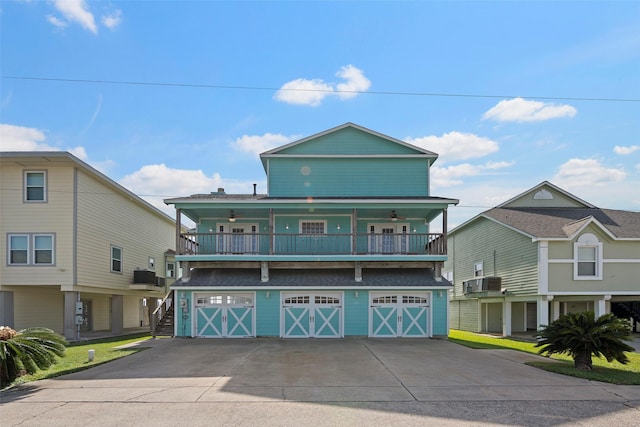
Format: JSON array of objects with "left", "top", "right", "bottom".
[{"left": 1, "top": 0, "right": 639, "bottom": 231}]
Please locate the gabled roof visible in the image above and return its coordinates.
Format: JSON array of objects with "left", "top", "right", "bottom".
[
  {"left": 451, "top": 181, "right": 640, "bottom": 240},
  {"left": 259, "top": 122, "right": 438, "bottom": 170}
]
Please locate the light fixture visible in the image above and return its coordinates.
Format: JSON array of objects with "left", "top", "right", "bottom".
[
  {"left": 228, "top": 210, "right": 236, "bottom": 223},
  {"left": 285, "top": 224, "right": 289, "bottom": 230},
  {"left": 354, "top": 290, "right": 359, "bottom": 298},
  {"left": 337, "top": 224, "right": 341, "bottom": 230},
  {"left": 390, "top": 210, "right": 398, "bottom": 222},
  {"left": 209, "top": 227, "right": 213, "bottom": 233},
  {"left": 265, "top": 291, "right": 270, "bottom": 299},
  {"left": 412, "top": 228, "right": 417, "bottom": 233}
]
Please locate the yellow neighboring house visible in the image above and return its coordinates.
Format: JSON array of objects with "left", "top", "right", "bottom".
[{"left": 0, "top": 152, "right": 176, "bottom": 340}]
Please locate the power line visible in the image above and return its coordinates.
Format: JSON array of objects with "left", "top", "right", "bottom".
[{"left": 3, "top": 75, "right": 639, "bottom": 103}]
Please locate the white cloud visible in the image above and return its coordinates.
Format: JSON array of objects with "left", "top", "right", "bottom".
[
  {"left": 406, "top": 131, "right": 499, "bottom": 162},
  {"left": 614, "top": 145, "right": 640, "bottom": 155},
  {"left": 431, "top": 161, "right": 513, "bottom": 188},
  {"left": 46, "top": 14, "right": 67, "bottom": 28},
  {"left": 119, "top": 164, "right": 264, "bottom": 221},
  {"left": 483, "top": 98, "right": 577, "bottom": 122},
  {"left": 234, "top": 133, "right": 299, "bottom": 156},
  {"left": 274, "top": 65, "right": 371, "bottom": 106},
  {"left": 101, "top": 9, "right": 122, "bottom": 30},
  {"left": 51, "top": 0, "right": 97, "bottom": 34},
  {"left": 553, "top": 158, "right": 626, "bottom": 188},
  {"left": 0, "top": 123, "right": 56, "bottom": 151}
]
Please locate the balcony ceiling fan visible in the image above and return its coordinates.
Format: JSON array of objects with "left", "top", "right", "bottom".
[{"left": 387, "top": 210, "right": 406, "bottom": 222}]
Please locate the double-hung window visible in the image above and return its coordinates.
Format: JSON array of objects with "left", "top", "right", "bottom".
[
  {"left": 574, "top": 233, "right": 602, "bottom": 280},
  {"left": 8, "top": 234, "right": 54, "bottom": 265},
  {"left": 111, "top": 245, "right": 123, "bottom": 273},
  {"left": 24, "top": 171, "right": 47, "bottom": 202}
]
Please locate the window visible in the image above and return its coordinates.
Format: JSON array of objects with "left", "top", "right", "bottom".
[
  {"left": 111, "top": 245, "right": 122, "bottom": 273},
  {"left": 300, "top": 221, "right": 326, "bottom": 234},
  {"left": 473, "top": 262, "right": 483, "bottom": 277},
  {"left": 24, "top": 171, "right": 47, "bottom": 202},
  {"left": 166, "top": 262, "right": 175, "bottom": 278},
  {"left": 574, "top": 233, "right": 602, "bottom": 280},
  {"left": 8, "top": 234, "right": 54, "bottom": 265}
]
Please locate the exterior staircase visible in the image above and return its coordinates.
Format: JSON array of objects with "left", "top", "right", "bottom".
[{"left": 152, "top": 290, "right": 175, "bottom": 337}]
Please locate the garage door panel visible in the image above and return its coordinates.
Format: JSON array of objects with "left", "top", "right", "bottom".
[
  {"left": 283, "top": 307, "right": 310, "bottom": 337},
  {"left": 194, "top": 293, "right": 255, "bottom": 338},
  {"left": 314, "top": 307, "right": 341, "bottom": 338},
  {"left": 227, "top": 306, "right": 254, "bottom": 337},
  {"left": 370, "top": 292, "right": 431, "bottom": 338},
  {"left": 196, "top": 307, "right": 223, "bottom": 337},
  {"left": 401, "top": 307, "right": 428, "bottom": 337},
  {"left": 371, "top": 307, "right": 398, "bottom": 337},
  {"left": 281, "top": 293, "right": 342, "bottom": 338}
]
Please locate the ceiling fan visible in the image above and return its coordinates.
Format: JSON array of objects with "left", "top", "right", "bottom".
[{"left": 387, "top": 210, "right": 406, "bottom": 222}]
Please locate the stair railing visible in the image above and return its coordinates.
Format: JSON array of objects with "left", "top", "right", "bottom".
[{"left": 152, "top": 289, "right": 174, "bottom": 337}]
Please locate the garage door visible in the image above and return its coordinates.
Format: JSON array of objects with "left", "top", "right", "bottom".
[
  {"left": 194, "top": 292, "right": 255, "bottom": 338},
  {"left": 281, "top": 292, "right": 342, "bottom": 338},
  {"left": 369, "top": 292, "right": 430, "bottom": 337}
]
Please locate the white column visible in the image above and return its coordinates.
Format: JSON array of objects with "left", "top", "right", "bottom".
[
  {"left": 537, "top": 295, "right": 550, "bottom": 330},
  {"left": 552, "top": 300, "right": 560, "bottom": 321},
  {"left": 502, "top": 299, "right": 512, "bottom": 337},
  {"left": 595, "top": 295, "right": 610, "bottom": 318}
]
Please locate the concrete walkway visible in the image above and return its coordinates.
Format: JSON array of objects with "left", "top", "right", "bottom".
[{"left": 1, "top": 338, "right": 639, "bottom": 426}]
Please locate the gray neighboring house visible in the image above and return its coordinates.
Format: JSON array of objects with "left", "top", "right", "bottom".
[{"left": 445, "top": 181, "right": 640, "bottom": 336}]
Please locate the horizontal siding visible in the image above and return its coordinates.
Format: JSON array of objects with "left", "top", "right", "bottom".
[
  {"left": 446, "top": 218, "right": 539, "bottom": 297},
  {"left": 0, "top": 164, "right": 74, "bottom": 286},
  {"left": 268, "top": 158, "right": 429, "bottom": 197},
  {"left": 548, "top": 263, "right": 640, "bottom": 293},
  {"left": 124, "top": 296, "right": 142, "bottom": 328},
  {"left": 344, "top": 290, "right": 368, "bottom": 335},
  {"left": 456, "top": 299, "right": 480, "bottom": 332},
  {"left": 278, "top": 127, "right": 420, "bottom": 155},
  {"left": 431, "top": 292, "right": 448, "bottom": 335},
  {"left": 76, "top": 168, "right": 175, "bottom": 291},
  {"left": 12, "top": 287, "right": 63, "bottom": 333},
  {"left": 256, "top": 291, "right": 280, "bottom": 336},
  {"left": 91, "top": 295, "right": 111, "bottom": 331}
]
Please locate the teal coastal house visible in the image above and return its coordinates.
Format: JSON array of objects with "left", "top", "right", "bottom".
[{"left": 163, "top": 123, "right": 458, "bottom": 338}]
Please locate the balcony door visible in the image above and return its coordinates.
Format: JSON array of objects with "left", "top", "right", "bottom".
[
  {"left": 368, "top": 223, "right": 409, "bottom": 254},
  {"left": 216, "top": 223, "right": 259, "bottom": 254}
]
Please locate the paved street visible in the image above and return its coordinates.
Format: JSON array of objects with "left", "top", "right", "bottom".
[{"left": 1, "top": 338, "right": 639, "bottom": 426}]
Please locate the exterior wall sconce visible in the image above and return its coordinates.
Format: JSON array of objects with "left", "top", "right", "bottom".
[
  {"left": 209, "top": 227, "right": 213, "bottom": 233},
  {"left": 438, "top": 290, "right": 444, "bottom": 298},
  {"left": 285, "top": 224, "right": 289, "bottom": 230},
  {"left": 265, "top": 291, "right": 270, "bottom": 299},
  {"left": 412, "top": 228, "right": 417, "bottom": 233},
  {"left": 228, "top": 210, "right": 236, "bottom": 222},
  {"left": 390, "top": 210, "right": 398, "bottom": 222},
  {"left": 337, "top": 224, "right": 341, "bottom": 230},
  {"left": 354, "top": 290, "right": 359, "bottom": 298}
]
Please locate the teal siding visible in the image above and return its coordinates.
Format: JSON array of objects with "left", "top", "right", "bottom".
[
  {"left": 278, "top": 127, "right": 421, "bottom": 155},
  {"left": 256, "top": 290, "right": 280, "bottom": 336},
  {"left": 268, "top": 158, "right": 429, "bottom": 197},
  {"left": 175, "top": 291, "right": 192, "bottom": 337},
  {"left": 343, "top": 290, "right": 369, "bottom": 335}
]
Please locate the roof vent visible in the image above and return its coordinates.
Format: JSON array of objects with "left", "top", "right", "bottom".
[{"left": 215, "top": 187, "right": 225, "bottom": 194}]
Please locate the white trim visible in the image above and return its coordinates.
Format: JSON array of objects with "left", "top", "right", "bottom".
[
  {"left": 23, "top": 170, "right": 47, "bottom": 202},
  {"left": 548, "top": 291, "right": 640, "bottom": 296},
  {"left": 172, "top": 286, "right": 452, "bottom": 291},
  {"left": 167, "top": 198, "right": 460, "bottom": 205},
  {"left": 263, "top": 154, "right": 436, "bottom": 159},
  {"left": 549, "top": 258, "right": 640, "bottom": 263},
  {"left": 538, "top": 241, "right": 549, "bottom": 294},
  {"left": 298, "top": 219, "right": 328, "bottom": 234},
  {"left": 496, "top": 181, "right": 595, "bottom": 209},
  {"left": 573, "top": 233, "right": 603, "bottom": 280}
]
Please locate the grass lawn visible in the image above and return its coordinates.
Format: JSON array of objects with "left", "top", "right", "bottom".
[
  {"left": 449, "top": 329, "right": 640, "bottom": 385},
  {"left": 3, "top": 333, "right": 153, "bottom": 389}
]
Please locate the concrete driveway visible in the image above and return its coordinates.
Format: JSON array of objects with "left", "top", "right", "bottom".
[{"left": 2, "top": 338, "right": 639, "bottom": 426}]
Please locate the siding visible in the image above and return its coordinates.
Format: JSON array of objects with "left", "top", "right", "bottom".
[
  {"left": 12, "top": 286, "right": 63, "bottom": 333},
  {"left": 256, "top": 290, "right": 280, "bottom": 336},
  {"left": 451, "top": 299, "right": 480, "bottom": 332},
  {"left": 431, "top": 291, "right": 448, "bottom": 335},
  {"left": 124, "top": 296, "right": 142, "bottom": 328},
  {"left": 344, "top": 290, "right": 368, "bottom": 335},
  {"left": 268, "top": 157, "right": 429, "bottom": 197},
  {"left": 277, "top": 127, "right": 421, "bottom": 155},
  {"left": 446, "top": 218, "right": 539, "bottom": 297},
  {"left": 0, "top": 164, "right": 74, "bottom": 286},
  {"left": 75, "top": 168, "right": 175, "bottom": 290},
  {"left": 91, "top": 295, "right": 111, "bottom": 331}
]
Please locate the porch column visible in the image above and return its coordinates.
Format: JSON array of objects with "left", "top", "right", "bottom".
[
  {"left": 502, "top": 298, "right": 512, "bottom": 337},
  {"left": 175, "top": 208, "right": 182, "bottom": 254},
  {"left": 63, "top": 291, "right": 79, "bottom": 340},
  {"left": 111, "top": 295, "right": 123, "bottom": 334},
  {"left": 595, "top": 295, "right": 610, "bottom": 318},
  {"left": 355, "top": 261, "right": 362, "bottom": 282},
  {"left": 434, "top": 262, "right": 442, "bottom": 281},
  {"left": 269, "top": 208, "right": 274, "bottom": 255},
  {"left": 552, "top": 300, "right": 560, "bottom": 321},
  {"left": 537, "top": 295, "right": 551, "bottom": 330},
  {"left": 352, "top": 208, "right": 357, "bottom": 255},
  {"left": 261, "top": 261, "right": 269, "bottom": 282},
  {"left": 442, "top": 208, "right": 448, "bottom": 254}
]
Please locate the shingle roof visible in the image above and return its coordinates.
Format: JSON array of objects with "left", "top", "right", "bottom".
[
  {"left": 172, "top": 268, "right": 451, "bottom": 288},
  {"left": 483, "top": 207, "right": 640, "bottom": 239}
]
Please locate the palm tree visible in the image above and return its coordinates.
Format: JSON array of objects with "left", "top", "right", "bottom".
[
  {"left": 536, "top": 311, "right": 634, "bottom": 370},
  {"left": 0, "top": 327, "right": 67, "bottom": 387}
]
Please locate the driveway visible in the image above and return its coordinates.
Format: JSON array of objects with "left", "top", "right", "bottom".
[{"left": 2, "top": 338, "right": 639, "bottom": 426}]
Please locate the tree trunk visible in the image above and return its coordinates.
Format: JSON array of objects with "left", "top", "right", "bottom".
[{"left": 574, "top": 352, "right": 593, "bottom": 370}]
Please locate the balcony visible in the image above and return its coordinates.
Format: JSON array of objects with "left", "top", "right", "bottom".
[{"left": 178, "top": 232, "right": 446, "bottom": 258}]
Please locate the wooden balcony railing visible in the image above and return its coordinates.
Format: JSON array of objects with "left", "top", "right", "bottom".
[{"left": 178, "top": 232, "right": 446, "bottom": 256}]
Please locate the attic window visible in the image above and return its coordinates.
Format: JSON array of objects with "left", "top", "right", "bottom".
[{"left": 533, "top": 189, "right": 554, "bottom": 200}]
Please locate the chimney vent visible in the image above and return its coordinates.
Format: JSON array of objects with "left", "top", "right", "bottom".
[
  {"left": 253, "top": 183, "right": 257, "bottom": 196},
  {"left": 217, "top": 187, "right": 225, "bottom": 194}
]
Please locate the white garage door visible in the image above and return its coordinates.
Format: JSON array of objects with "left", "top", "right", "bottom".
[
  {"left": 281, "top": 292, "right": 343, "bottom": 338},
  {"left": 194, "top": 292, "right": 255, "bottom": 338},
  {"left": 369, "top": 292, "right": 430, "bottom": 337}
]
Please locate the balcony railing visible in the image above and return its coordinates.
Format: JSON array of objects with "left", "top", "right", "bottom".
[{"left": 178, "top": 232, "right": 446, "bottom": 256}]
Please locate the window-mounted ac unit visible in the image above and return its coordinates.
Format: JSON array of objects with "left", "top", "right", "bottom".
[{"left": 463, "top": 277, "right": 502, "bottom": 293}]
